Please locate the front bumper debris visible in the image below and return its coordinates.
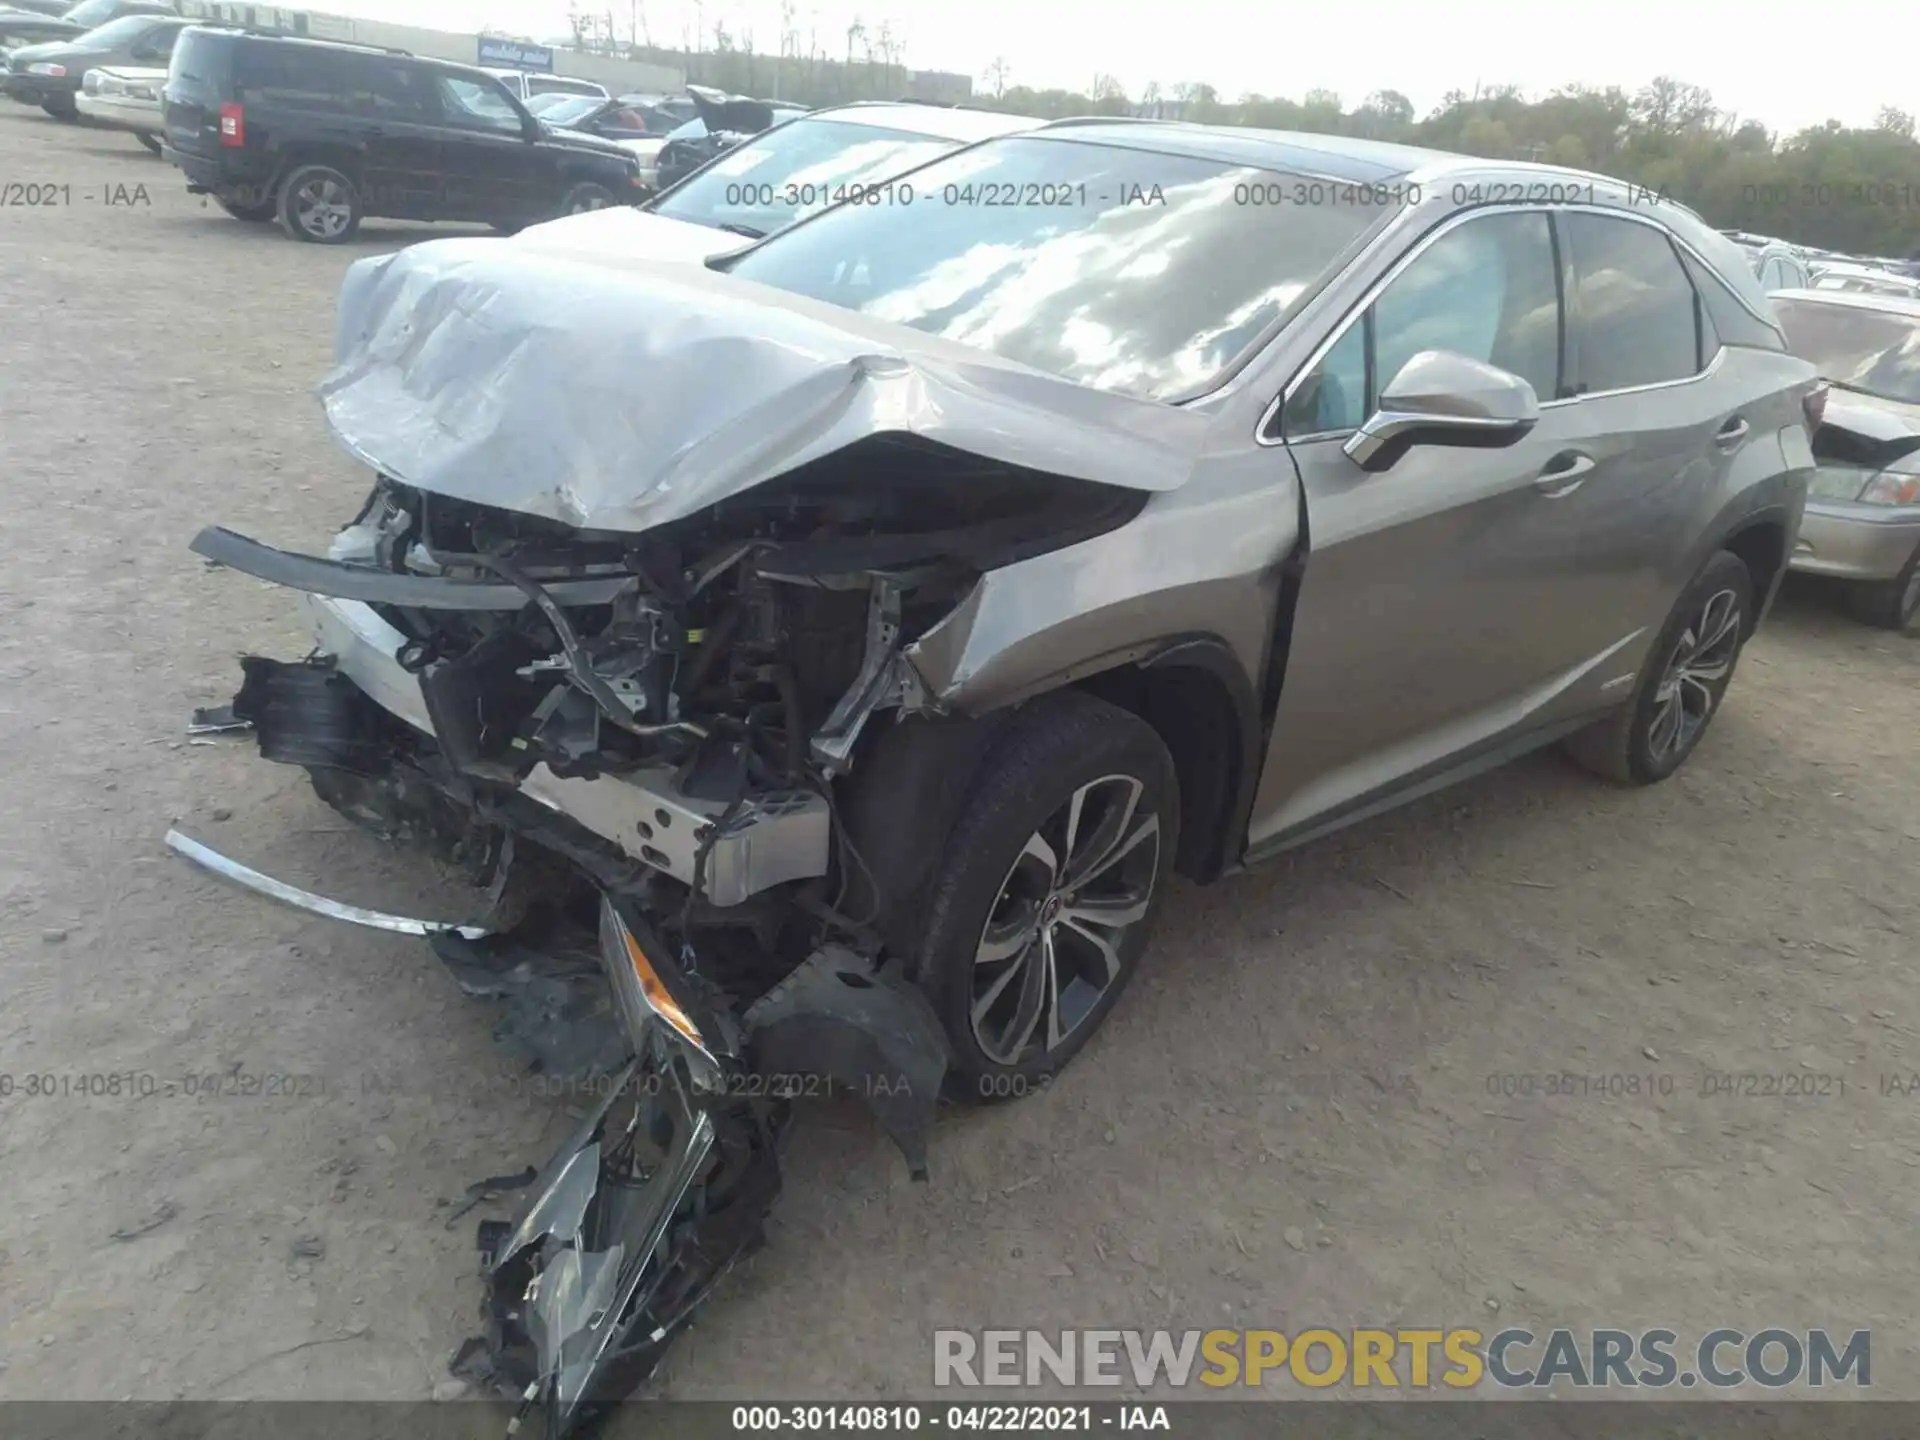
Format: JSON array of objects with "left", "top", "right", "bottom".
[{"left": 165, "top": 828, "right": 492, "bottom": 939}]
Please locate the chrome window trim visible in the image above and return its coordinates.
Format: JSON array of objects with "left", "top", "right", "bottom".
[{"left": 1257, "top": 200, "right": 1759, "bottom": 449}]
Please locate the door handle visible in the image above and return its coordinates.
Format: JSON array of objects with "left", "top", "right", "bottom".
[
  {"left": 1715, "top": 416, "right": 1750, "bottom": 450},
  {"left": 1534, "top": 450, "right": 1595, "bottom": 498}
]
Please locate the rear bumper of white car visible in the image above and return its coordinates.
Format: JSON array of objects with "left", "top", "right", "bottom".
[{"left": 74, "top": 90, "right": 160, "bottom": 132}]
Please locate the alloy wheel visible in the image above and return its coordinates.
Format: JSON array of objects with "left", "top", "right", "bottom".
[
  {"left": 1647, "top": 586, "right": 1742, "bottom": 762},
  {"left": 970, "top": 774, "right": 1162, "bottom": 1066},
  {"left": 292, "top": 176, "right": 352, "bottom": 239}
]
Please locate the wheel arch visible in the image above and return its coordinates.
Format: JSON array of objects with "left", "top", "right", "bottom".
[
  {"left": 1716, "top": 508, "right": 1792, "bottom": 635},
  {"left": 1071, "top": 635, "right": 1262, "bottom": 884}
]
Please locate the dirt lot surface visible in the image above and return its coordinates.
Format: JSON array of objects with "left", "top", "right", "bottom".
[{"left": 2, "top": 112, "right": 1917, "bottom": 1411}]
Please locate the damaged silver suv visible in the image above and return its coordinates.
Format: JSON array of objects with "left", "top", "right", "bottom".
[{"left": 183, "top": 121, "right": 1817, "bottom": 1431}]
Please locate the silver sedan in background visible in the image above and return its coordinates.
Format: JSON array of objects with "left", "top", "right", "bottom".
[{"left": 1773, "top": 287, "right": 1920, "bottom": 628}]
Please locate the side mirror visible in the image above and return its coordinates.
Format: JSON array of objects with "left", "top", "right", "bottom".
[{"left": 1342, "top": 351, "right": 1540, "bottom": 473}]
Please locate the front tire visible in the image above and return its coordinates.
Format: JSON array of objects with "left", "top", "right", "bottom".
[
  {"left": 558, "top": 181, "right": 616, "bottom": 216},
  {"left": 911, "top": 691, "right": 1178, "bottom": 1103},
  {"left": 277, "top": 163, "right": 361, "bottom": 243},
  {"left": 136, "top": 131, "right": 163, "bottom": 156},
  {"left": 1844, "top": 547, "right": 1920, "bottom": 631},
  {"left": 1563, "top": 549, "right": 1752, "bottom": 785}
]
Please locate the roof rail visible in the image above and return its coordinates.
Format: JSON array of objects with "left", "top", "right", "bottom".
[{"left": 186, "top": 21, "right": 411, "bottom": 54}]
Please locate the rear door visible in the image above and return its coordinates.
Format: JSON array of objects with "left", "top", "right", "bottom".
[{"left": 1546, "top": 210, "right": 1748, "bottom": 679}]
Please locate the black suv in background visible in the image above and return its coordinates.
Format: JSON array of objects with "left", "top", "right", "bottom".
[{"left": 160, "top": 28, "right": 646, "bottom": 242}]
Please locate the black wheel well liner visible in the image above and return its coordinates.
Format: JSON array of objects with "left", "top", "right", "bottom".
[
  {"left": 1072, "top": 637, "right": 1262, "bottom": 884},
  {"left": 1716, "top": 512, "right": 1791, "bottom": 634},
  {"left": 272, "top": 145, "right": 365, "bottom": 191}
]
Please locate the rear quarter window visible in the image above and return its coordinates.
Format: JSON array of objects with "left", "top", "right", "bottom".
[
  {"left": 1680, "top": 250, "right": 1787, "bottom": 352},
  {"left": 232, "top": 43, "right": 354, "bottom": 113}
]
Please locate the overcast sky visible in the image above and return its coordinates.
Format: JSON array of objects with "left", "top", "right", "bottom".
[{"left": 373, "top": 0, "right": 1910, "bottom": 136}]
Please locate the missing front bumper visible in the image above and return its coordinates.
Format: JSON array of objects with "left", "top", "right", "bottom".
[{"left": 231, "top": 641, "right": 831, "bottom": 908}]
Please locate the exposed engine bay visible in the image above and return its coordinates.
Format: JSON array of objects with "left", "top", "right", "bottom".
[{"left": 176, "top": 440, "right": 1149, "bottom": 1436}]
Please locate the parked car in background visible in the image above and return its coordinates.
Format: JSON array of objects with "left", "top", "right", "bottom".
[
  {"left": 526, "top": 88, "right": 695, "bottom": 142},
  {"left": 480, "top": 65, "right": 606, "bottom": 104},
  {"left": 644, "top": 87, "right": 807, "bottom": 191},
  {"left": 0, "top": 7, "right": 89, "bottom": 51},
  {"left": 516, "top": 101, "right": 1038, "bottom": 261},
  {"left": 161, "top": 29, "right": 645, "bottom": 242},
  {"left": 1809, "top": 262, "right": 1920, "bottom": 299},
  {"left": 4, "top": 9, "right": 185, "bottom": 117},
  {"left": 1772, "top": 287, "right": 1920, "bottom": 628},
  {"left": 13, "top": 0, "right": 175, "bottom": 35},
  {"left": 190, "top": 127, "right": 1818, "bottom": 1426},
  {"left": 75, "top": 58, "right": 163, "bottom": 150},
  {"left": 3, "top": 0, "right": 83, "bottom": 16},
  {"left": 1754, "top": 244, "right": 1813, "bottom": 292}
]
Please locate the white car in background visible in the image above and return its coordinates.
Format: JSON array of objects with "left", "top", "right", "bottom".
[
  {"left": 481, "top": 66, "right": 607, "bottom": 104},
  {"left": 1809, "top": 261, "right": 1920, "bottom": 300},
  {"left": 75, "top": 60, "right": 163, "bottom": 153}
]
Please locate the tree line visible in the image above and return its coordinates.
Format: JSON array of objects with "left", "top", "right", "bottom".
[{"left": 973, "top": 77, "right": 1920, "bottom": 258}]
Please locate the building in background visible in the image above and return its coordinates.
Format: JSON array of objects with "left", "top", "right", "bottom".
[{"left": 174, "top": 2, "right": 685, "bottom": 94}]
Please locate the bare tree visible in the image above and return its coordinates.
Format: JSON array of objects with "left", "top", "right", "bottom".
[{"left": 981, "top": 56, "right": 1009, "bottom": 99}]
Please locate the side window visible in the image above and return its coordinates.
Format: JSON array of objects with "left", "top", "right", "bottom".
[
  {"left": 129, "top": 23, "right": 180, "bottom": 60},
  {"left": 346, "top": 58, "right": 427, "bottom": 119},
  {"left": 1280, "top": 210, "right": 1560, "bottom": 438},
  {"left": 1372, "top": 210, "right": 1559, "bottom": 401},
  {"left": 433, "top": 75, "right": 524, "bottom": 134},
  {"left": 1281, "top": 321, "right": 1367, "bottom": 436},
  {"left": 233, "top": 46, "right": 348, "bottom": 113},
  {"left": 1562, "top": 213, "right": 1702, "bottom": 393},
  {"left": 1759, "top": 257, "right": 1783, "bottom": 290}
]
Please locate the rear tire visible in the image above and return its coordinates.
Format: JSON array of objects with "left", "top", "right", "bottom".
[
  {"left": 909, "top": 691, "right": 1179, "bottom": 1104},
  {"left": 217, "top": 192, "right": 277, "bottom": 222},
  {"left": 136, "top": 131, "right": 163, "bottom": 156},
  {"left": 277, "top": 163, "right": 361, "bottom": 244},
  {"left": 1844, "top": 547, "right": 1920, "bottom": 631},
  {"left": 41, "top": 99, "right": 78, "bottom": 120},
  {"left": 1563, "top": 549, "right": 1752, "bottom": 785}
]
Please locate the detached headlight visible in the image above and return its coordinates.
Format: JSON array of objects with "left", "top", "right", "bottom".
[
  {"left": 27, "top": 62, "right": 66, "bottom": 76},
  {"left": 1858, "top": 469, "right": 1920, "bottom": 506},
  {"left": 597, "top": 896, "right": 720, "bottom": 1073}
]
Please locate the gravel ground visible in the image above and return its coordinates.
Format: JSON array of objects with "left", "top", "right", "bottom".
[{"left": 1, "top": 111, "right": 1916, "bottom": 1411}]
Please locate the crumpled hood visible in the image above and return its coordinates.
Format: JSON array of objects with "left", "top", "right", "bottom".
[{"left": 319, "top": 237, "right": 1209, "bottom": 533}]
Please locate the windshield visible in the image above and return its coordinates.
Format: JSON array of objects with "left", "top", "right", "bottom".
[
  {"left": 724, "top": 135, "right": 1396, "bottom": 401},
  {"left": 652, "top": 118, "right": 956, "bottom": 236},
  {"left": 533, "top": 93, "right": 602, "bottom": 126},
  {"left": 1776, "top": 297, "right": 1920, "bottom": 404}
]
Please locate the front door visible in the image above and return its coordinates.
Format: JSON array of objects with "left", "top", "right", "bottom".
[
  {"left": 426, "top": 69, "right": 547, "bottom": 223},
  {"left": 1248, "top": 207, "right": 1623, "bottom": 851}
]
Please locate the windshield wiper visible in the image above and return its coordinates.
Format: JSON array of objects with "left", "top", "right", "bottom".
[{"left": 716, "top": 222, "right": 766, "bottom": 239}]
